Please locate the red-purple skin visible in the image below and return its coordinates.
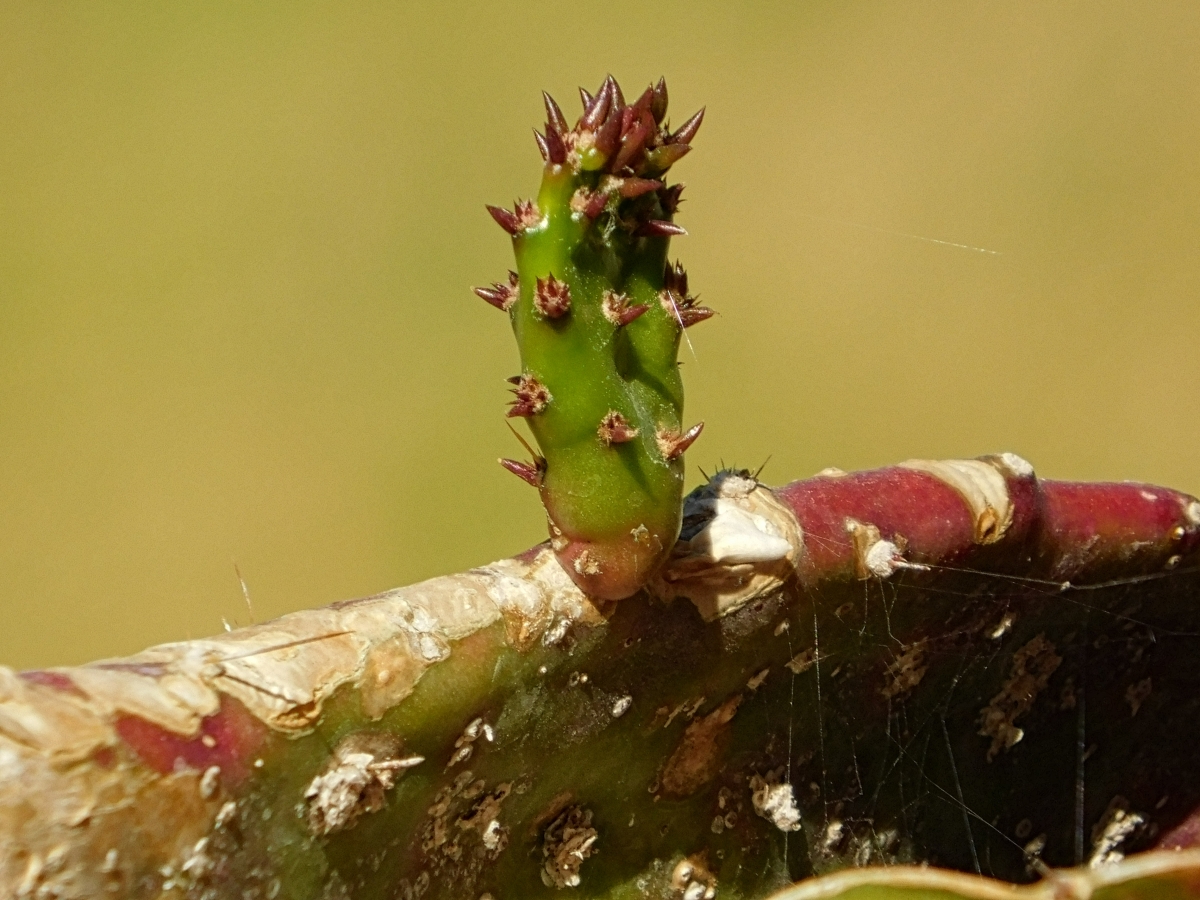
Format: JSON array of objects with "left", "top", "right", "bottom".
[{"left": 776, "top": 467, "right": 1199, "bottom": 583}]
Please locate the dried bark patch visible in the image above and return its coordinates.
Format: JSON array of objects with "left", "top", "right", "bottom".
[
  {"left": 978, "top": 634, "right": 1062, "bottom": 761},
  {"left": 303, "top": 732, "right": 422, "bottom": 836},
  {"left": 660, "top": 695, "right": 742, "bottom": 798}
]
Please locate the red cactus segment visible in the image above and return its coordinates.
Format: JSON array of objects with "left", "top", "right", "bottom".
[
  {"left": 114, "top": 694, "right": 268, "bottom": 789},
  {"left": 774, "top": 457, "right": 1200, "bottom": 583},
  {"left": 1039, "top": 480, "right": 1200, "bottom": 578}
]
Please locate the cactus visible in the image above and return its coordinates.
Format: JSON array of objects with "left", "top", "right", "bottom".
[
  {"left": 4, "top": 457, "right": 1200, "bottom": 898},
  {"left": 7, "top": 78, "right": 1200, "bottom": 900},
  {"left": 476, "top": 76, "right": 709, "bottom": 600}
]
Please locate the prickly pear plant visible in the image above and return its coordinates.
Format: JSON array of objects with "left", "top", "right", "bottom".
[
  {"left": 9, "top": 73, "right": 1200, "bottom": 900},
  {"left": 476, "top": 75, "right": 709, "bottom": 600}
]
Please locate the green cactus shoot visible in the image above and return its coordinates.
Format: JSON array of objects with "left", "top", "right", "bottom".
[{"left": 476, "top": 75, "right": 710, "bottom": 600}]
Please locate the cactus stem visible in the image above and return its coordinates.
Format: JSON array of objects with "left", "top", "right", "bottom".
[
  {"left": 656, "top": 422, "right": 704, "bottom": 461},
  {"left": 498, "top": 457, "right": 543, "bottom": 486},
  {"left": 670, "top": 107, "right": 706, "bottom": 145},
  {"left": 598, "top": 411, "right": 640, "bottom": 445},
  {"left": 506, "top": 374, "right": 551, "bottom": 418},
  {"left": 473, "top": 271, "right": 519, "bottom": 312},
  {"left": 635, "top": 219, "right": 687, "bottom": 238},
  {"left": 534, "top": 275, "right": 571, "bottom": 319},
  {"left": 542, "top": 91, "right": 568, "bottom": 134},
  {"left": 602, "top": 291, "right": 649, "bottom": 327},
  {"left": 493, "top": 76, "right": 703, "bottom": 598}
]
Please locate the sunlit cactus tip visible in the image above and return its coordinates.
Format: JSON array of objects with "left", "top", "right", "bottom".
[{"left": 476, "top": 75, "right": 710, "bottom": 599}]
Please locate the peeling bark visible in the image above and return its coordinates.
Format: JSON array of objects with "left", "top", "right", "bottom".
[{"left": 3, "top": 455, "right": 1200, "bottom": 899}]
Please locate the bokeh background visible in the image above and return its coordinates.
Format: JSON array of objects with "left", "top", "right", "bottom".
[{"left": 2, "top": 3, "right": 1197, "bottom": 668}]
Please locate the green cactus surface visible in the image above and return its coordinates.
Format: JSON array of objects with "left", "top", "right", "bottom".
[{"left": 477, "top": 76, "right": 709, "bottom": 600}]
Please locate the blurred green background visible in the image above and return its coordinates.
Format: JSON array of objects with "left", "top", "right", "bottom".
[{"left": 1, "top": 3, "right": 1197, "bottom": 668}]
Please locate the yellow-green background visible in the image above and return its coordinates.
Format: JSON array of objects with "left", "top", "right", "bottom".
[{"left": 2, "top": 3, "right": 1197, "bottom": 668}]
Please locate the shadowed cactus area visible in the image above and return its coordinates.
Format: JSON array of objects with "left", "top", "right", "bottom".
[
  {"left": 6, "top": 457, "right": 1200, "bottom": 899},
  {"left": 478, "top": 75, "right": 709, "bottom": 600}
]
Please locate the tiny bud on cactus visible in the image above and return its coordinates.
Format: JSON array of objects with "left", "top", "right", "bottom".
[
  {"left": 543, "top": 122, "right": 567, "bottom": 165},
  {"left": 506, "top": 374, "right": 551, "bottom": 418},
  {"left": 597, "top": 411, "right": 639, "bottom": 445},
  {"left": 533, "top": 275, "right": 571, "bottom": 319},
  {"left": 617, "top": 177, "right": 662, "bottom": 198},
  {"left": 473, "top": 271, "right": 519, "bottom": 312},
  {"left": 670, "top": 107, "right": 705, "bottom": 144},
  {"left": 514, "top": 199, "right": 540, "bottom": 229},
  {"left": 542, "top": 90, "right": 568, "bottom": 134},
  {"left": 635, "top": 219, "right": 687, "bottom": 238},
  {"left": 593, "top": 111, "right": 622, "bottom": 158},
  {"left": 484, "top": 76, "right": 708, "bottom": 599},
  {"left": 486, "top": 204, "right": 521, "bottom": 235},
  {"left": 656, "top": 422, "right": 704, "bottom": 461},
  {"left": 602, "top": 291, "right": 649, "bottom": 327},
  {"left": 651, "top": 77, "right": 668, "bottom": 123},
  {"left": 659, "top": 262, "right": 713, "bottom": 328},
  {"left": 499, "top": 457, "right": 543, "bottom": 486}
]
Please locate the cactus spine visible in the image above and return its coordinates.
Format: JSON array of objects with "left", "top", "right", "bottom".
[{"left": 476, "top": 76, "right": 710, "bottom": 600}]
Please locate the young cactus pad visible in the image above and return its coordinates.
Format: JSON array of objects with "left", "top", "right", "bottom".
[{"left": 477, "top": 76, "right": 709, "bottom": 601}]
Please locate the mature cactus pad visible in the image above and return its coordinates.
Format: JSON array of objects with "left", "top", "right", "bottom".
[{"left": 477, "top": 76, "right": 709, "bottom": 600}]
